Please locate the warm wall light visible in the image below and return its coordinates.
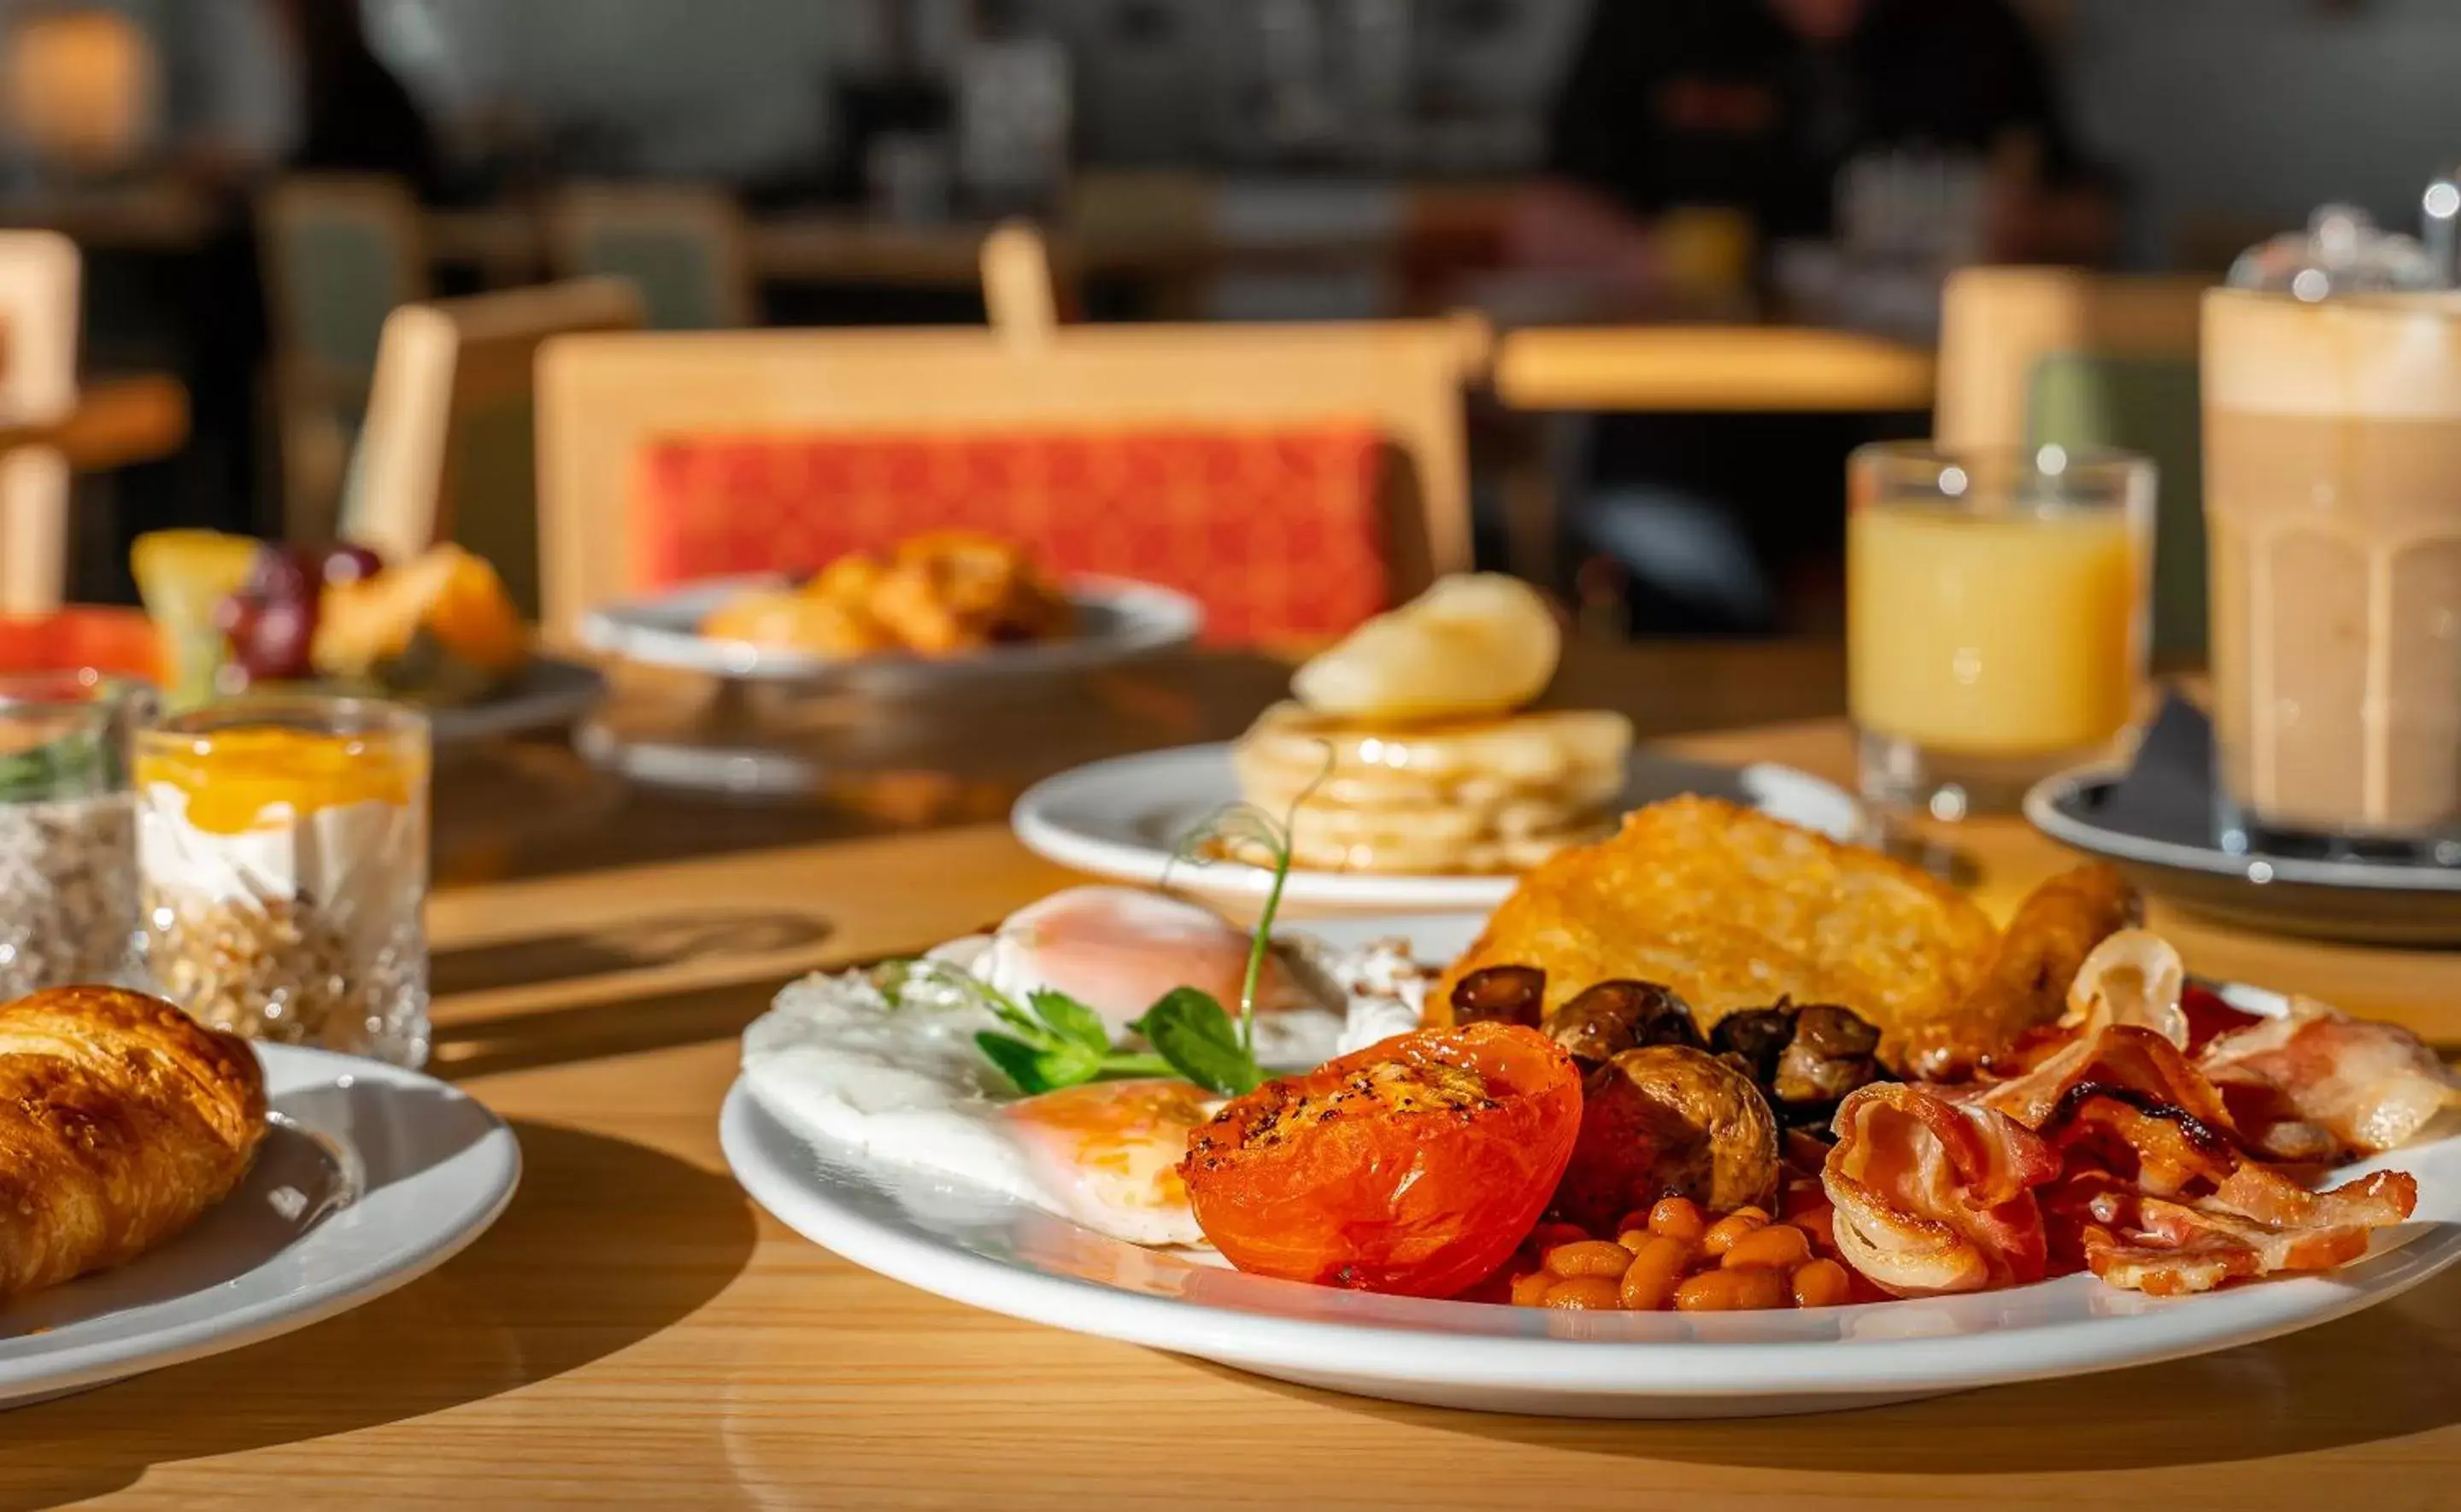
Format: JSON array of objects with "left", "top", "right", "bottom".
[{"left": 3, "top": 5, "right": 158, "bottom": 175}]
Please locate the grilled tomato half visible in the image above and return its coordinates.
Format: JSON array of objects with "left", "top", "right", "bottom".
[{"left": 1179, "top": 1023, "right": 1582, "bottom": 1297}]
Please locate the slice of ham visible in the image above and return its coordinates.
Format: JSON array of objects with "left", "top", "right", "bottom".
[
  {"left": 1824, "top": 1084, "right": 2062, "bottom": 1298},
  {"left": 2080, "top": 1165, "right": 2417, "bottom": 1297},
  {"left": 2198, "top": 997, "right": 2460, "bottom": 1160}
]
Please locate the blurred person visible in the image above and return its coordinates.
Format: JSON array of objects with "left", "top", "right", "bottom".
[
  {"left": 160, "top": 0, "right": 440, "bottom": 196},
  {"left": 1514, "top": 0, "right": 2112, "bottom": 290},
  {"left": 267, "top": 0, "right": 443, "bottom": 197},
  {"left": 1510, "top": 0, "right": 2113, "bottom": 636}
]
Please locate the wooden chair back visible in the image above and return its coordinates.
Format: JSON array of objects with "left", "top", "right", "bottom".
[
  {"left": 0, "top": 231, "right": 79, "bottom": 611},
  {"left": 347, "top": 278, "right": 645, "bottom": 618},
  {"left": 259, "top": 173, "right": 429, "bottom": 541},
  {"left": 260, "top": 173, "right": 430, "bottom": 380},
  {"left": 980, "top": 220, "right": 1063, "bottom": 348},
  {"left": 1935, "top": 267, "right": 2211, "bottom": 655},
  {"left": 534, "top": 318, "right": 1490, "bottom": 645},
  {"left": 1935, "top": 267, "right": 2206, "bottom": 447},
  {"left": 547, "top": 185, "right": 755, "bottom": 331}
]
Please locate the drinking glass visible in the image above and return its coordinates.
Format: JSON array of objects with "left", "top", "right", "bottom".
[
  {"left": 2205, "top": 288, "right": 2461, "bottom": 859},
  {"left": 1848, "top": 442, "right": 2154, "bottom": 820},
  {"left": 134, "top": 695, "right": 431, "bottom": 1065},
  {"left": 0, "top": 671, "right": 149, "bottom": 998}
]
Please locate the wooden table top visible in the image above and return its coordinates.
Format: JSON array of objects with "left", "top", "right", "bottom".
[
  {"left": 10, "top": 650, "right": 2461, "bottom": 1509},
  {"left": 1493, "top": 325, "right": 1937, "bottom": 414}
]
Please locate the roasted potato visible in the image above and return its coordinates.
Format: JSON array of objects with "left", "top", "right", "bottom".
[
  {"left": 1545, "top": 980, "right": 1705, "bottom": 1065},
  {"left": 710, "top": 534, "right": 1071, "bottom": 658},
  {"left": 700, "top": 588, "right": 895, "bottom": 657},
  {"left": 1549, "top": 1045, "right": 1778, "bottom": 1230}
]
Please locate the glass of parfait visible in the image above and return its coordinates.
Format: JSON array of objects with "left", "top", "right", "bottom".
[
  {"left": 134, "top": 695, "right": 431, "bottom": 1065},
  {"left": 0, "top": 672, "right": 150, "bottom": 999},
  {"left": 1847, "top": 442, "right": 2154, "bottom": 821}
]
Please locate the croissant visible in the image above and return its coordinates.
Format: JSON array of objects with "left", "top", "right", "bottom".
[{"left": 0, "top": 986, "right": 266, "bottom": 1304}]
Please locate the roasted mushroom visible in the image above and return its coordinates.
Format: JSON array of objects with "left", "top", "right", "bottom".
[
  {"left": 1448, "top": 965, "right": 1546, "bottom": 1030},
  {"left": 1773, "top": 1005, "right": 1883, "bottom": 1109},
  {"left": 1706, "top": 1000, "right": 1887, "bottom": 1127},
  {"left": 1549, "top": 1045, "right": 1779, "bottom": 1230},
  {"left": 1707, "top": 1005, "right": 1796, "bottom": 1083},
  {"left": 1544, "top": 980, "right": 1706, "bottom": 1065}
]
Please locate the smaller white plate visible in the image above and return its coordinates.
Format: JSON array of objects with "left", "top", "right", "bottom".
[
  {"left": 0, "top": 1044, "right": 521, "bottom": 1409},
  {"left": 1012, "top": 745, "right": 1865, "bottom": 910},
  {"left": 582, "top": 574, "right": 1201, "bottom": 689}
]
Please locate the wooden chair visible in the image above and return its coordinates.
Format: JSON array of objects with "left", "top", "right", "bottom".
[
  {"left": 0, "top": 231, "right": 80, "bottom": 611},
  {"left": 1935, "top": 267, "right": 2210, "bottom": 656},
  {"left": 980, "top": 221, "right": 1066, "bottom": 347},
  {"left": 534, "top": 317, "right": 1490, "bottom": 648},
  {"left": 344, "top": 278, "right": 645, "bottom": 618},
  {"left": 259, "top": 173, "right": 431, "bottom": 542},
  {"left": 546, "top": 185, "right": 755, "bottom": 331}
]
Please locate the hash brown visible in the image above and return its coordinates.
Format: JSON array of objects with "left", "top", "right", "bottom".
[{"left": 1434, "top": 796, "right": 1999, "bottom": 1065}]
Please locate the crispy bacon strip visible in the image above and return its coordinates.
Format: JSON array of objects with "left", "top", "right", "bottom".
[
  {"left": 1824, "top": 1084, "right": 2062, "bottom": 1298},
  {"left": 2199, "top": 997, "right": 2459, "bottom": 1160},
  {"left": 2081, "top": 1166, "right": 2417, "bottom": 1297},
  {"left": 2059, "top": 930, "right": 2188, "bottom": 1046},
  {"left": 1957, "top": 1024, "right": 2238, "bottom": 1140},
  {"left": 2039, "top": 1084, "right": 2240, "bottom": 1198}
]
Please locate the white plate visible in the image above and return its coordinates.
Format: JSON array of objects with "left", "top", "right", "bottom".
[
  {"left": 0, "top": 1044, "right": 521, "bottom": 1409},
  {"left": 1012, "top": 746, "right": 1865, "bottom": 910},
  {"left": 426, "top": 656, "right": 608, "bottom": 746},
  {"left": 723, "top": 913, "right": 2461, "bottom": 1419},
  {"left": 581, "top": 574, "right": 1201, "bottom": 688}
]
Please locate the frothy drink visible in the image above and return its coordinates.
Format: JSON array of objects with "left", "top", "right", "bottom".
[{"left": 2204, "top": 290, "right": 2461, "bottom": 839}]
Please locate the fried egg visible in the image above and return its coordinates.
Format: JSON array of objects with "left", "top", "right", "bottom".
[
  {"left": 972, "top": 886, "right": 1324, "bottom": 1034},
  {"left": 739, "top": 888, "right": 1431, "bottom": 1245},
  {"left": 741, "top": 963, "right": 1218, "bottom": 1245}
]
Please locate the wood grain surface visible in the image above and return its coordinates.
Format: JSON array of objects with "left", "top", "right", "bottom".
[{"left": 6, "top": 705, "right": 2460, "bottom": 1509}]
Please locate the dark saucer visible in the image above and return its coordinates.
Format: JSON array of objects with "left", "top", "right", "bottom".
[{"left": 2023, "top": 694, "right": 2461, "bottom": 946}]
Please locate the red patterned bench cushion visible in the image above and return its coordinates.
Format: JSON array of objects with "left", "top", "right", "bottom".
[{"left": 631, "top": 425, "right": 1390, "bottom": 645}]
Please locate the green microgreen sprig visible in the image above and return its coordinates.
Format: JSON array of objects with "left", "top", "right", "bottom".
[{"left": 884, "top": 775, "right": 1317, "bottom": 1101}]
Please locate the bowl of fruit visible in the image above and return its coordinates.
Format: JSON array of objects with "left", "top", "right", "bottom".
[{"left": 132, "top": 532, "right": 606, "bottom": 741}]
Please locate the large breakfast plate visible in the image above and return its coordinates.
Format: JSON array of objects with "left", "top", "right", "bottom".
[
  {"left": 581, "top": 573, "right": 1201, "bottom": 689},
  {"left": 723, "top": 913, "right": 2461, "bottom": 1420},
  {"left": 0, "top": 1044, "right": 521, "bottom": 1409},
  {"left": 1012, "top": 747, "right": 1865, "bottom": 911}
]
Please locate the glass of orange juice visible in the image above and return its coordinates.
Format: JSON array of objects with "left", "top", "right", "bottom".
[{"left": 1847, "top": 443, "right": 2153, "bottom": 820}]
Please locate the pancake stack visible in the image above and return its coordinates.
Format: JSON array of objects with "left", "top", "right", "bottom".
[
  {"left": 1232, "top": 703, "right": 1633, "bottom": 875},
  {"left": 1227, "top": 574, "right": 1632, "bottom": 876}
]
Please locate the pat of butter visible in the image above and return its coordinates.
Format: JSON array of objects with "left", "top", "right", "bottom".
[{"left": 1290, "top": 574, "right": 1559, "bottom": 722}]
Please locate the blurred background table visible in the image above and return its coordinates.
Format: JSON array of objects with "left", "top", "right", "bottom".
[{"left": 428, "top": 638, "right": 1848, "bottom": 887}]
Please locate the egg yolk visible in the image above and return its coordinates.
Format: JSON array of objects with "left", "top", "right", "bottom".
[{"left": 138, "top": 726, "right": 420, "bottom": 834}]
